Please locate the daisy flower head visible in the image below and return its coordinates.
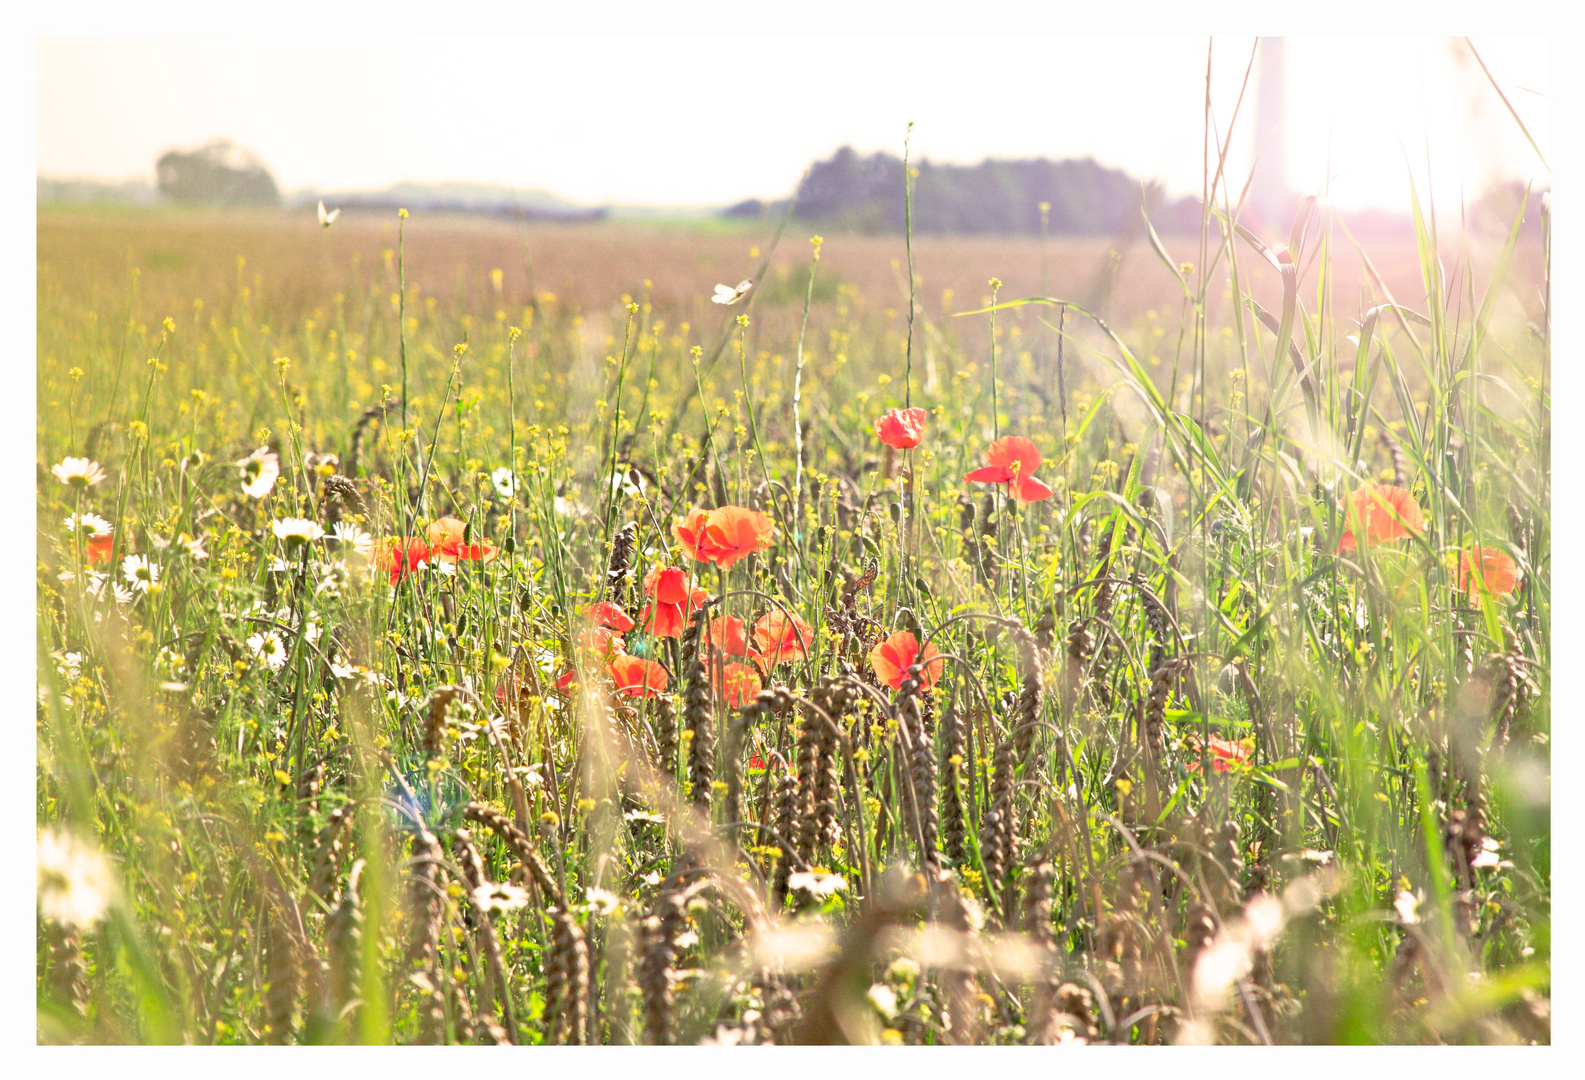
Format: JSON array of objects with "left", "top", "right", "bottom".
[
  {"left": 52, "top": 457, "right": 107, "bottom": 489},
  {"left": 238, "top": 446, "right": 280, "bottom": 499},
  {"left": 273, "top": 517, "right": 326, "bottom": 552},
  {"left": 121, "top": 554, "right": 159, "bottom": 593},
  {"left": 329, "top": 522, "right": 374, "bottom": 560},
  {"left": 66, "top": 513, "right": 115, "bottom": 564},
  {"left": 64, "top": 512, "right": 112, "bottom": 535},
  {"left": 490, "top": 466, "right": 518, "bottom": 499},
  {"left": 52, "top": 651, "right": 84, "bottom": 682},
  {"left": 473, "top": 881, "right": 531, "bottom": 913},
  {"left": 37, "top": 827, "right": 118, "bottom": 929},
  {"left": 246, "top": 630, "right": 288, "bottom": 671},
  {"left": 174, "top": 533, "right": 208, "bottom": 560},
  {"left": 786, "top": 869, "right": 848, "bottom": 900}
]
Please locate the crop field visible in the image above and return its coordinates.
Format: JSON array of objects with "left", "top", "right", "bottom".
[{"left": 35, "top": 193, "right": 1549, "bottom": 1045}]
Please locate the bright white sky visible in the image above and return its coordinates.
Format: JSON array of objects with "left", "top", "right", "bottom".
[{"left": 37, "top": 34, "right": 1549, "bottom": 212}]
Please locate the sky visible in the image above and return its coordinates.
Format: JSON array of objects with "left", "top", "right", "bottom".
[{"left": 36, "top": 34, "right": 1549, "bottom": 213}]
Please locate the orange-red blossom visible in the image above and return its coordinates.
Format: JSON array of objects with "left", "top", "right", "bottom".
[
  {"left": 673, "top": 505, "right": 775, "bottom": 569},
  {"left": 1186, "top": 737, "right": 1252, "bottom": 774},
  {"left": 640, "top": 566, "right": 708, "bottom": 638},
  {"left": 1459, "top": 545, "right": 1520, "bottom": 602},
  {"left": 608, "top": 654, "right": 669, "bottom": 698},
  {"left": 876, "top": 407, "right": 928, "bottom": 450},
  {"left": 1335, "top": 484, "right": 1422, "bottom": 553},
  {"left": 752, "top": 609, "right": 814, "bottom": 666},
  {"left": 870, "top": 630, "right": 945, "bottom": 692},
  {"left": 379, "top": 517, "right": 498, "bottom": 584},
  {"left": 964, "top": 436, "right": 1055, "bottom": 505}
]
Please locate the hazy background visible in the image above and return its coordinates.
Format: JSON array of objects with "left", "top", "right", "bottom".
[{"left": 38, "top": 35, "right": 1549, "bottom": 216}]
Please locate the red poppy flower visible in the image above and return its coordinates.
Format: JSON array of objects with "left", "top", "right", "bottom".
[
  {"left": 706, "top": 615, "right": 751, "bottom": 658},
  {"left": 673, "top": 506, "right": 775, "bottom": 569},
  {"left": 555, "top": 669, "right": 579, "bottom": 692},
  {"left": 1187, "top": 737, "right": 1252, "bottom": 774},
  {"left": 701, "top": 506, "right": 775, "bottom": 569},
  {"left": 752, "top": 609, "right": 814, "bottom": 666},
  {"left": 1459, "top": 545, "right": 1520, "bottom": 602},
  {"left": 643, "top": 565, "right": 692, "bottom": 606},
  {"left": 426, "top": 516, "right": 498, "bottom": 563},
  {"left": 584, "top": 601, "right": 635, "bottom": 633},
  {"left": 870, "top": 630, "right": 945, "bottom": 692},
  {"left": 964, "top": 436, "right": 1054, "bottom": 504},
  {"left": 640, "top": 566, "right": 708, "bottom": 638},
  {"left": 709, "top": 659, "right": 762, "bottom": 708},
  {"left": 748, "top": 751, "right": 767, "bottom": 771},
  {"left": 1335, "top": 484, "right": 1423, "bottom": 552},
  {"left": 378, "top": 537, "right": 431, "bottom": 583},
  {"left": 876, "top": 407, "right": 928, "bottom": 450},
  {"left": 577, "top": 626, "right": 626, "bottom": 660},
  {"left": 672, "top": 508, "right": 718, "bottom": 563},
  {"left": 86, "top": 531, "right": 114, "bottom": 565},
  {"left": 609, "top": 654, "right": 669, "bottom": 697}
]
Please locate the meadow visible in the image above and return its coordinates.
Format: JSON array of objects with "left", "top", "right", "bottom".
[{"left": 35, "top": 186, "right": 1549, "bottom": 1044}]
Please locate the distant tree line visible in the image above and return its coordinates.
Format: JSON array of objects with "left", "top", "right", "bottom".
[
  {"left": 156, "top": 141, "right": 281, "bottom": 207},
  {"left": 726, "top": 146, "right": 1204, "bottom": 236}
]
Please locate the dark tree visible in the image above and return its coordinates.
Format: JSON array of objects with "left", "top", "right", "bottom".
[{"left": 156, "top": 141, "right": 281, "bottom": 207}]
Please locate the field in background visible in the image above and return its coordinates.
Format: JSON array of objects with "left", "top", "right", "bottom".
[{"left": 37, "top": 197, "right": 1549, "bottom": 1046}]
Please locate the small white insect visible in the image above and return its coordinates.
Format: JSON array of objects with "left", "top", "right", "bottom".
[
  {"left": 712, "top": 279, "right": 752, "bottom": 305},
  {"left": 317, "top": 200, "right": 340, "bottom": 228}
]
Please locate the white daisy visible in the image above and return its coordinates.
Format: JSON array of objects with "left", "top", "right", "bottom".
[
  {"left": 112, "top": 582, "right": 134, "bottom": 605},
  {"left": 786, "top": 869, "right": 848, "bottom": 899},
  {"left": 238, "top": 447, "right": 280, "bottom": 499},
  {"left": 329, "top": 522, "right": 373, "bottom": 559},
  {"left": 584, "top": 887, "right": 621, "bottom": 915},
  {"left": 63, "top": 512, "right": 112, "bottom": 536},
  {"left": 1471, "top": 837, "right": 1502, "bottom": 869},
  {"left": 246, "top": 631, "right": 288, "bottom": 670},
  {"left": 121, "top": 554, "right": 159, "bottom": 592},
  {"left": 272, "top": 517, "right": 326, "bottom": 550},
  {"left": 37, "top": 827, "right": 117, "bottom": 929},
  {"left": 473, "top": 881, "right": 531, "bottom": 913},
  {"left": 52, "top": 651, "right": 83, "bottom": 682},
  {"left": 866, "top": 984, "right": 898, "bottom": 1020},
  {"left": 175, "top": 533, "right": 208, "bottom": 559},
  {"left": 317, "top": 560, "right": 354, "bottom": 597},
  {"left": 491, "top": 467, "right": 518, "bottom": 499},
  {"left": 329, "top": 656, "right": 357, "bottom": 680},
  {"left": 51, "top": 457, "right": 107, "bottom": 489}
]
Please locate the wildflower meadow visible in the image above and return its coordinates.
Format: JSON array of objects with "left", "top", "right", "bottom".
[{"left": 37, "top": 142, "right": 1549, "bottom": 1044}]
